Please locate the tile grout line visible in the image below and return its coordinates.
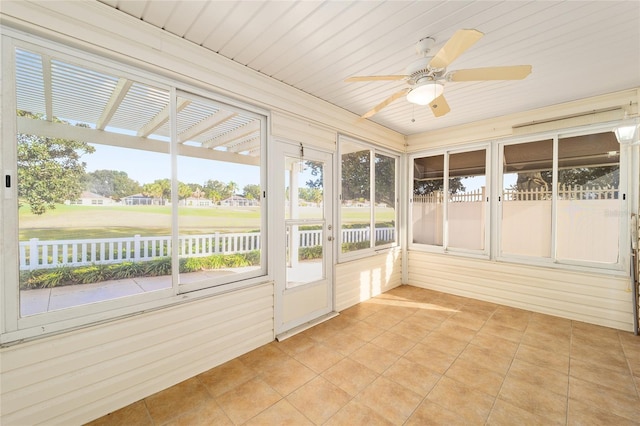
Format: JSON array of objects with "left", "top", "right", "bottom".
[
  {"left": 399, "top": 301, "right": 504, "bottom": 424},
  {"left": 479, "top": 308, "right": 528, "bottom": 425}
]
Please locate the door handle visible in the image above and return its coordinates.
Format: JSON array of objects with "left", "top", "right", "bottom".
[{"left": 328, "top": 236, "right": 333, "bottom": 241}]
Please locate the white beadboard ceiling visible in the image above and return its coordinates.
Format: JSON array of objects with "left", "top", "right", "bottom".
[{"left": 96, "top": 0, "right": 640, "bottom": 136}]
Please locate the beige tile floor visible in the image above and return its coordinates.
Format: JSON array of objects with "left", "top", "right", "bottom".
[{"left": 87, "top": 285, "right": 640, "bottom": 425}]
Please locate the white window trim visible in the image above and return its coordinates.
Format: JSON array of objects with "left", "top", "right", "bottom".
[
  {"left": 408, "top": 142, "right": 492, "bottom": 259},
  {"left": 338, "top": 135, "right": 401, "bottom": 263},
  {"left": 1, "top": 32, "right": 271, "bottom": 345},
  {"left": 496, "top": 124, "right": 629, "bottom": 273},
  {"left": 409, "top": 123, "right": 629, "bottom": 275}
]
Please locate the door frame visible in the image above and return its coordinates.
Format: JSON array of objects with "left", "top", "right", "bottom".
[{"left": 272, "top": 140, "right": 335, "bottom": 338}]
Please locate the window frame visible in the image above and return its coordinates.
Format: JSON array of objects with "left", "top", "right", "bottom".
[
  {"left": 338, "top": 135, "right": 400, "bottom": 262},
  {"left": 1, "top": 33, "right": 270, "bottom": 344},
  {"left": 409, "top": 142, "right": 491, "bottom": 259},
  {"left": 409, "top": 123, "right": 630, "bottom": 275},
  {"left": 496, "top": 125, "right": 629, "bottom": 272}
]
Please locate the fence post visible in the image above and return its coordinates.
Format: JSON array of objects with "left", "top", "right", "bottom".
[
  {"left": 134, "top": 235, "right": 141, "bottom": 262},
  {"left": 29, "top": 238, "right": 39, "bottom": 271}
]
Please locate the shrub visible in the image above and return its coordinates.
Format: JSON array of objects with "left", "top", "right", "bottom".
[
  {"left": 299, "top": 246, "right": 322, "bottom": 260},
  {"left": 19, "top": 251, "right": 263, "bottom": 289},
  {"left": 73, "top": 264, "right": 109, "bottom": 284},
  {"left": 111, "top": 261, "right": 145, "bottom": 279},
  {"left": 243, "top": 250, "right": 261, "bottom": 265},
  {"left": 201, "top": 254, "right": 225, "bottom": 269},
  {"left": 145, "top": 257, "right": 171, "bottom": 276},
  {"left": 341, "top": 241, "right": 370, "bottom": 252},
  {"left": 225, "top": 254, "right": 249, "bottom": 268},
  {"left": 180, "top": 257, "right": 203, "bottom": 273},
  {"left": 22, "top": 266, "right": 74, "bottom": 288}
]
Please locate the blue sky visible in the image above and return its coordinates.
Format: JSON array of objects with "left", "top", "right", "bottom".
[{"left": 85, "top": 144, "right": 259, "bottom": 189}]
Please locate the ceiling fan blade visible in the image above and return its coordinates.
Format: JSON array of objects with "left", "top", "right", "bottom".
[
  {"left": 428, "top": 29, "right": 484, "bottom": 69},
  {"left": 429, "top": 94, "right": 450, "bottom": 117},
  {"left": 447, "top": 65, "right": 532, "bottom": 81},
  {"left": 345, "top": 75, "right": 407, "bottom": 82},
  {"left": 361, "top": 88, "right": 410, "bottom": 119}
]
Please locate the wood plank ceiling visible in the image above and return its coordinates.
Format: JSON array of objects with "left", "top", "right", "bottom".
[{"left": 97, "top": 0, "right": 640, "bottom": 136}]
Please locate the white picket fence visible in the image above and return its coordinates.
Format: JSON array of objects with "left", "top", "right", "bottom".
[
  {"left": 414, "top": 188, "right": 485, "bottom": 204},
  {"left": 503, "top": 184, "right": 617, "bottom": 201},
  {"left": 414, "top": 185, "right": 617, "bottom": 203},
  {"left": 19, "top": 227, "right": 395, "bottom": 270}
]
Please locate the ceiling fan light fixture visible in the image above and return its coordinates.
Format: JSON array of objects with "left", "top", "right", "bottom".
[{"left": 406, "top": 81, "right": 444, "bottom": 105}]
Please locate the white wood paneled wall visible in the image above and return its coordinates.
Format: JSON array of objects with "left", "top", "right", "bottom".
[
  {"left": 336, "top": 248, "right": 403, "bottom": 312},
  {"left": 406, "top": 89, "right": 639, "bottom": 151},
  {"left": 408, "top": 252, "right": 633, "bottom": 331},
  {"left": 0, "top": 283, "right": 274, "bottom": 425}
]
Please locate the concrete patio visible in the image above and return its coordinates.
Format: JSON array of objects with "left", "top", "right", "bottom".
[{"left": 20, "top": 262, "right": 321, "bottom": 316}]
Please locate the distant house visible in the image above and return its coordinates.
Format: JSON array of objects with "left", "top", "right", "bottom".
[
  {"left": 342, "top": 199, "right": 370, "bottom": 208},
  {"left": 122, "top": 193, "right": 156, "bottom": 206},
  {"left": 66, "top": 191, "right": 114, "bottom": 206},
  {"left": 183, "top": 197, "right": 213, "bottom": 207},
  {"left": 220, "top": 195, "right": 259, "bottom": 207}
]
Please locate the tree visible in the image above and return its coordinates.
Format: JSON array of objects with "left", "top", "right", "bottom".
[
  {"left": 17, "top": 110, "right": 95, "bottom": 215},
  {"left": 204, "top": 179, "right": 231, "bottom": 203},
  {"left": 243, "top": 184, "right": 261, "bottom": 201},
  {"left": 226, "top": 181, "right": 238, "bottom": 197},
  {"left": 299, "top": 187, "right": 323, "bottom": 204},
  {"left": 513, "top": 166, "right": 618, "bottom": 192},
  {"left": 84, "top": 169, "right": 140, "bottom": 201},
  {"left": 413, "top": 178, "right": 466, "bottom": 196},
  {"left": 374, "top": 154, "right": 395, "bottom": 207},
  {"left": 177, "top": 182, "right": 193, "bottom": 201},
  {"left": 142, "top": 178, "right": 171, "bottom": 204},
  {"left": 304, "top": 160, "right": 323, "bottom": 189},
  {"left": 340, "top": 151, "right": 370, "bottom": 203}
]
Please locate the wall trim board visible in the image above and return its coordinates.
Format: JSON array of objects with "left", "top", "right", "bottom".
[
  {"left": 406, "top": 89, "right": 639, "bottom": 150},
  {"left": 271, "top": 111, "right": 338, "bottom": 151}
]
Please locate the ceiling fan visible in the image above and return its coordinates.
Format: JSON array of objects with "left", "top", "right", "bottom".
[{"left": 345, "top": 29, "right": 532, "bottom": 119}]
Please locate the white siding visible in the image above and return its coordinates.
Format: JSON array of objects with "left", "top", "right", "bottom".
[
  {"left": 271, "top": 111, "right": 337, "bottom": 152},
  {"left": 336, "top": 248, "right": 402, "bottom": 312},
  {"left": 407, "top": 251, "right": 633, "bottom": 331},
  {"left": 0, "top": 283, "right": 274, "bottom": 425},
  {"left": 406, "top": 90, "right": 639, "bottom": 151}
]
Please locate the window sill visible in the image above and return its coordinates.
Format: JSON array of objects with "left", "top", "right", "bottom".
[
  {"left": 2, "top": 276, "right": 273, "bottom": 347},
  {"left": 338, "top": 245, "right": 401, "bottom": 264}
]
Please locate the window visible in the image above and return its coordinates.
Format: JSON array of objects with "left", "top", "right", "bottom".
[
  {"left": 500, "top": 132, "right": 622, "bottom": 267},
  {"left": 411, "top": 147, "right": 489, "bottom": 255},
  {"left": 4, "top": 39, "right": 266, "bottom": 339},
  {"left": 500, "top": 139, "right": 553, "bottom": 258},
  {"left": 175, "top": 92, "right": 264, "bottom": 293},
  {"left": 339, "top": 136, "right": 398, "bottom": 258},
  {"left": 556, "top": 133, "right": 620, "bottom": 263}
]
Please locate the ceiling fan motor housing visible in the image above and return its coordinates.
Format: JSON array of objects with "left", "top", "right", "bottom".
[{"left": 406, "top": 57, "right": 445, "bottom": 85}]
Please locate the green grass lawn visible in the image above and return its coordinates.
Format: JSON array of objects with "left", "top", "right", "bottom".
[
  {"left": 19, "top": 204, "right": 396, "bottom": 240},
  {"left": 19, "top": 204, "right": 262, "bottom": 240}
]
